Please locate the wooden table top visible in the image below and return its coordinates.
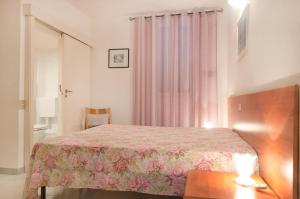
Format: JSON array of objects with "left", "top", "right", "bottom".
[{"left": 183, "top": 171, "right": 278, "bottom": 199}]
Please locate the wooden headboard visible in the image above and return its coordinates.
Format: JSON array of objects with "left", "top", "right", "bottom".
[{"left": 228, "top": 85, "right": 299, "bottom": 199}]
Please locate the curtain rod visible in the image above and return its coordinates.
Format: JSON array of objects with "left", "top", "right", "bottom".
[
  {"left": 129, "top": 8, "right": 223, "bottom": 21},
  {"left": 35, "top": 18, "right": 93, "bottom": 48}
]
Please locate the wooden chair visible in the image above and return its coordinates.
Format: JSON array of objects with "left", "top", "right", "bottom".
[{"left": 84, "top": 107, "right": 112, "bottom": 129}]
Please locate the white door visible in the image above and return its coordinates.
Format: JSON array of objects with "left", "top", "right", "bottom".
[{"left": 61, "top": 34, "right": 91, "bottom": 133}]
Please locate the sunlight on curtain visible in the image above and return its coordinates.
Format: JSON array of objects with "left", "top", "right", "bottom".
[{"left": 133, "top": 12, "right": 218, "bottom": 128}]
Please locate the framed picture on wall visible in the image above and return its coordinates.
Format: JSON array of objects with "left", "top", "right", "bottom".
[
  {"left": 238, "top": 5, "right": 249, "bottom": 60},
  {"left": 108, "top": 48, "right": 129, "bottom": 68}
]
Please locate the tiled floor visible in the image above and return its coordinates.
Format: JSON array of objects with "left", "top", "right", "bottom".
[
  {"left": 0, "top": 174, "right": 181, "bottom": 199},
  {"left": 0, "top": 174, "right": 26, "bottom": 199}
]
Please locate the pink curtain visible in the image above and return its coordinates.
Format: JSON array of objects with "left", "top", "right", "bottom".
[{"left": 133, "top": 12, "right": 218, "bottom": 128}]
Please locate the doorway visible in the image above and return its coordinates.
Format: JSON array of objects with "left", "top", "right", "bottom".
[
  {"left": 24, "top": 16, "right": 91, "bottom": 170},
  {"left": 32, "top": 20, "right": 62, "bottom": 144}
]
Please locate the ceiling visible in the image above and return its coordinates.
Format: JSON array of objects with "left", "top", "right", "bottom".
[{"left": 66, "top": 0, "right": 227, "bottom": 18}]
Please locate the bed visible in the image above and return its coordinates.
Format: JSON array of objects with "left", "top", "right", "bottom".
[
  {"left": 24, "top": 125, "right": 257, "bottom": 199},
  {"left": 24, "top": 85, "right": 299, "bottom": 199}
]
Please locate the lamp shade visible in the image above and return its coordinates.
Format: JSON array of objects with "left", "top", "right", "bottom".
[
  {"left": 234, "top": 153, "right": 256, "bottom": 186},
  {"left": 228, "top": 0, "right": 247, "bottom": 9}
]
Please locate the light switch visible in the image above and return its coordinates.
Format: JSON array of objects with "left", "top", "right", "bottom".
[
  {"left": 19, "top": 100, "right": 26, "bottom": 110},
  {"left": 238, "top": 103, "right": 242, "bottom": 111}
]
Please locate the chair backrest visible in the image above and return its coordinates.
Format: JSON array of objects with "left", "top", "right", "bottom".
[{"left": 84, "top": 107, "right": 112, "bottom": 129}]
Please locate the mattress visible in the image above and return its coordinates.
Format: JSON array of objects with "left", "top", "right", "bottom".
[{"left": 24, "top": 124, "right": 258, "bottom": 199}]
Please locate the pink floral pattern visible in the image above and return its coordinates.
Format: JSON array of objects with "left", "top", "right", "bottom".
[{"left": 24, "top": 124, "right": 258, "bottom": 198}]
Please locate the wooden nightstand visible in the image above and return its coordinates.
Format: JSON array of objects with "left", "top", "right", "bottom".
[{"left": 184, "top": 170, "right": 278, "bottom": 199}]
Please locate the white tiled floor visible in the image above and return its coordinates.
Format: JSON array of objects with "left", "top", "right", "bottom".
[
  {"left": 0, "top": 174, "right": 180, "bottom": 199},
  {"left": 0, "top": 174, "right": 26, "bottom": 199}
]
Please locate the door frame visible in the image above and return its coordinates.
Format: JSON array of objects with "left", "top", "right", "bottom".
[{"left": 24, "top": 15, "right": 35, "bottom": 171}]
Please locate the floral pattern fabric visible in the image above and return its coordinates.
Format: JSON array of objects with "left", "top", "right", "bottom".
[{"left": 24, "top": 124, "right": 258, "bottom": 199}]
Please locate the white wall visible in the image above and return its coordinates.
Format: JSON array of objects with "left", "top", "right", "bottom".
[
  {"left": 0, "top": 0, "right": 92, "bottom": 171},
  {"left": 89, "top": 0, "right": 229, "bottom": 125},
  {"left": 227, "top": 0, "right": 300, "bottom": 95},
  {"left": 0, "top": 0, "right": 22, "bottom": 169}
]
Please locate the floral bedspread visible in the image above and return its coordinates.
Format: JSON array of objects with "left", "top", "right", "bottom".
[{"left": 24, "top": 124, "right": 258, "bottom": 198}]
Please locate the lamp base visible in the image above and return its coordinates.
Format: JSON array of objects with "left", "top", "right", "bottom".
[{"left": 234, "top": 176, "right": 256, "bottom": 187}]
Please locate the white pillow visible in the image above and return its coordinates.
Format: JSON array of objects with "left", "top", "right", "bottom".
[{"left": 87, "top": 114, "right": 109, "bottom": 128}]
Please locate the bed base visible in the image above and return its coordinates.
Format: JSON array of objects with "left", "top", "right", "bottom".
[{"left": 41, "top": 186, "right": 46, "bottom": 199}]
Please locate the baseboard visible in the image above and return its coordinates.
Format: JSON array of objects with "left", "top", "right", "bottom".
[{"left": 0, "top": 167, "right": 25, "bottom": 175}]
